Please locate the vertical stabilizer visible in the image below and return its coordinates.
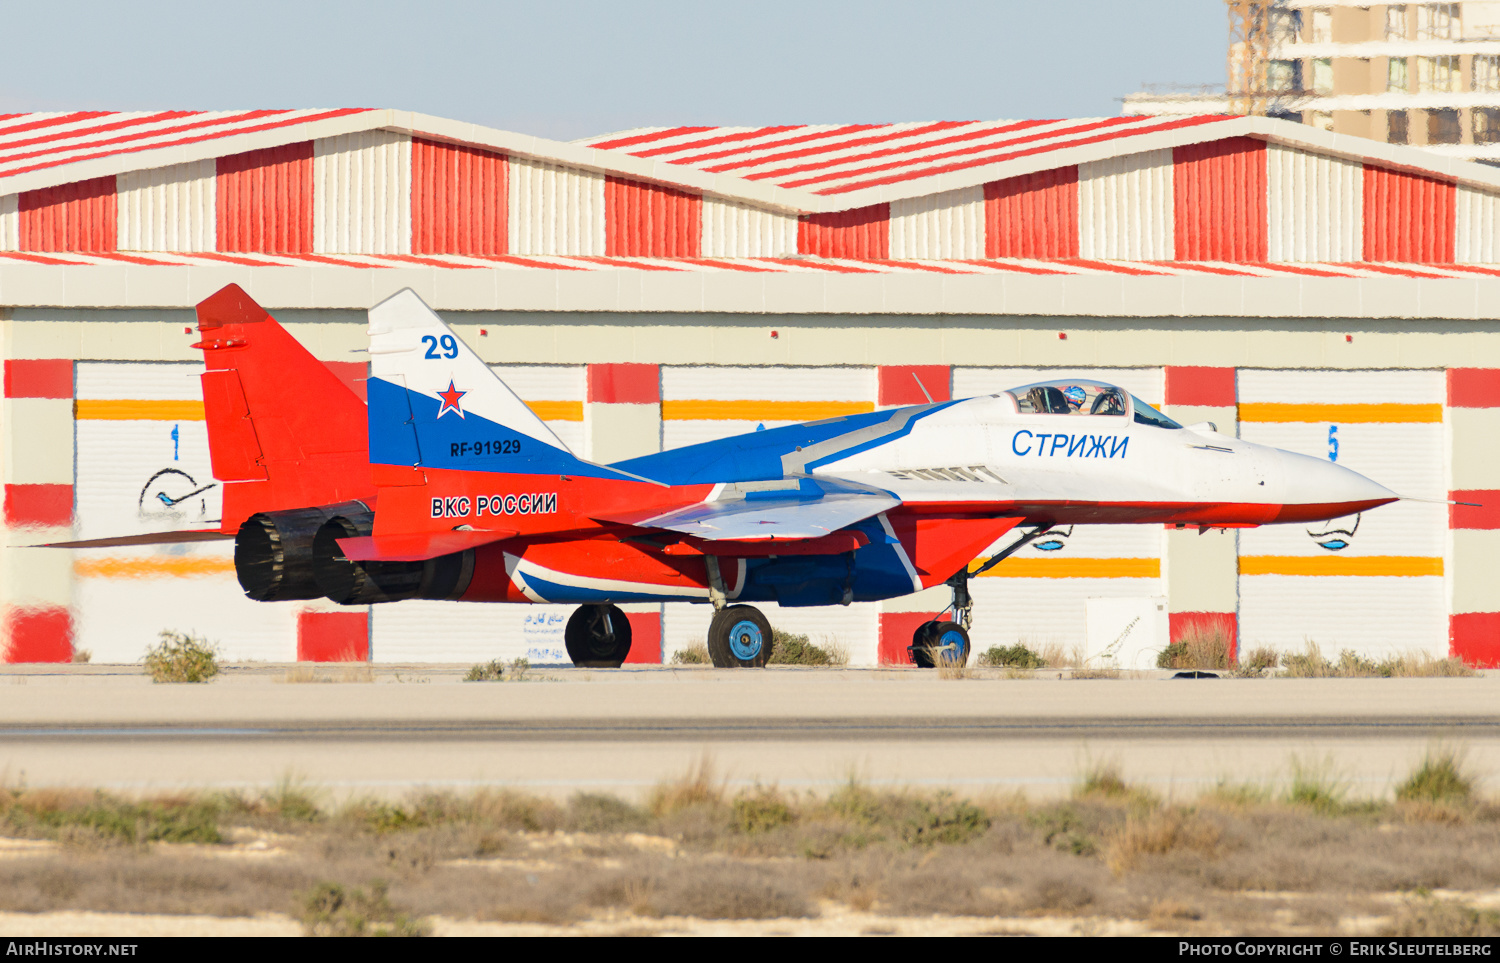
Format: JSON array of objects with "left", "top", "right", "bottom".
[
  {"left": 366, "top": 289, "right": 639, "bottom": 480},
  {"left": 195, "top": 284, "right": 373, "bottom": 530}
]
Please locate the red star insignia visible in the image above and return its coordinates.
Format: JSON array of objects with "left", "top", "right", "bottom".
[{"left": 436, "top": 380, "right": 466, "bottom": 419}]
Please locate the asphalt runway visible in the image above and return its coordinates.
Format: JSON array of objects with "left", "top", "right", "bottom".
[{"left": 1, "top": 665, "right": 1496, "bottom": 799}]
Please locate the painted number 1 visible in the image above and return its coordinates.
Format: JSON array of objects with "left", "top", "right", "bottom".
[
  {"left": 1327, "top": 424, "right": 1339, "bottom": 463},
  {"left": 422, "top": 334, "right": 459, "bottom": 359}
]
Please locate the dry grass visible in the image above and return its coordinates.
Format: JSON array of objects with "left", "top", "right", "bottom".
[
  {"left": 1157, "top": 623, "right": 1233, "bottom": 671},
  {"left": 1281, "top": 641, "right": 1477, "bottom": 679},
  {"left": 279, "top": 664, "right": 375, "bottom": 684},
  {"left": 669, "top": 643, "right": 709, "bottom": 666},
  {"left": 2, "top": 752, "right": 1500, "bottom": 934}
]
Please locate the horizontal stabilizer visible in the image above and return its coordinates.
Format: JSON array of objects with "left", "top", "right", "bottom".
[
  {"left": 335, "top": 529, "right": 517, "bottom": 563},
  {"left": 602, "top": 475, "right": 900, "bottom": 541},
  {"left": 35, "top": 530, "right": 233, "bottom": 550}
]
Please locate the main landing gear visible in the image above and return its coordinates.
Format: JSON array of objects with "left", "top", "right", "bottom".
[
  {"left": 703, "top": 555, "right": 773, "bottom": 668},
  {"left": 564, "top": 604, "right": 633, "bottom": 667},
  {"left": 908, "top": 525, "right": 1052, "bottom": 669}
]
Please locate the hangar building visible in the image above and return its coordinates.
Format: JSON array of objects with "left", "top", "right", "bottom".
[{"left": 1, "top": 108, "right": 1496, "bottom": 667}]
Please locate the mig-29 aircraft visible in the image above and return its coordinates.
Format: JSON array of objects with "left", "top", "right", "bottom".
[{"left": 52, "top": 284, "right": 1402, "bottom": 669}]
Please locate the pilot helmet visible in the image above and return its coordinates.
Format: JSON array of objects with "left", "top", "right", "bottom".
[{"left": 1062, "top": 385, "right": 1087, "bottom": 410}]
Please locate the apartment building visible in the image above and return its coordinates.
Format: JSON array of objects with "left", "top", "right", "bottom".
[{"left": 1124, "top": 2, "right": 1500, "bottom": 163}]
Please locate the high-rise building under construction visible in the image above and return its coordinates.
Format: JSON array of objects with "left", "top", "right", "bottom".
[{"left": 1125, "top": 2, "right": 1500, "bottom": 163}]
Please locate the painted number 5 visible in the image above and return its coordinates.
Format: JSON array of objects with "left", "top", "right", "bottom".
[
  {"left": 1327, "top": 424, "right": 1339, "bottom": 463},
  {"left": 422, "top": 334, "right": 459, "bottom": 359}
]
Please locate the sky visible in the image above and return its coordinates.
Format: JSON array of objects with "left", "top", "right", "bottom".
[{"left": 0, "top": 0, "right": 1226, "bottom": 141}]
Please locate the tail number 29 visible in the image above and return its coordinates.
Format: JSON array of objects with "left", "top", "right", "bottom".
[{"left": 422, "top": 334, "right": 459, "bottom": 359}]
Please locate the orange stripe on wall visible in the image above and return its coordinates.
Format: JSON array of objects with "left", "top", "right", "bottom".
[
  {"left": 662, "top": 399, "right": 874, "bottom": 421},
  {"left": 1238, "top": 402, "right": 1442, "bottom": 423},
  {"left": 75, "top": 400, "right": 206, "bottom": 421},
  {"left": 1239, "top": 555, "right": 1443, "bottom": 577},
  {"left": 75, "top": 556, "right": 236, "bottom": 579},
  {"left": 971, "top": 557, "right": 1161, "bottom": 578}
]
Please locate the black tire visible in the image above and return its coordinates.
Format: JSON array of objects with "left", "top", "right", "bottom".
[
  {"left": 910, "top": 620, "right": 970, "bottom": 668},
  {"left": 706, "top": 605, "right": 773, "bottom": 668},
  {"left": 564, "top": 604, "right": 633, "bottom": 667}
]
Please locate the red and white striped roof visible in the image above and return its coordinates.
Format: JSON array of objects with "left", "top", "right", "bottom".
[
  {"left": 0, "top": 109, "right": 375, "bottom": 181},
  {"left": 6, "top": 109, "right": 1500, "bottom": 214},
  {"left": 576, "top": 116, "right": 1247, "bottom": 197},
  {"left": 1, "top": 249, "right": 1488, "bottom": 280}
]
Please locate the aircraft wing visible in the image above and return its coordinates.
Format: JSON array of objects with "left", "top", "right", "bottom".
[{"left": 602, "top": 475, "right": 900, "bottom": 541}]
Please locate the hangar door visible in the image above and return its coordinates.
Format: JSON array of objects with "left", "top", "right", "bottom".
[
  {"left": 950, "top": 367, "right": 1167, "bottom": 660},
  {"left": 1236, "top": 370, "right": 1447, "bottom": 659},
  {"left": 72, "top": 362, "right": 300, "bottom": 662}
]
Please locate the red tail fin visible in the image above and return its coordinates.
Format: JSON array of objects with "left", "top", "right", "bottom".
[{"left": 196, "top": 284, "right": 374, "bottom": 532}]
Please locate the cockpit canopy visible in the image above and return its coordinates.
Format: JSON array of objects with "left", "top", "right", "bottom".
[{"left": 1004, "top": 379, "right": 1183, "bottom": 429}]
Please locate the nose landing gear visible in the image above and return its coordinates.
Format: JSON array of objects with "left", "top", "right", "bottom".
[{"left": 908, "top": 523, "right": 1051, "bottom": 668}]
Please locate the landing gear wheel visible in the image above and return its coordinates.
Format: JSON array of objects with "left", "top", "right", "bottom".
[
  {"left": 564, "top": 604, "right": 633, "bottom": 667},
  {"left": 910, "top": 621, "right": 971, "bottom": 668},
  {"left": 707, "top": 605, "right": 773, "bottom": 668}
]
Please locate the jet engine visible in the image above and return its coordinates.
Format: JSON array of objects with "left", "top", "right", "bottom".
[
  {"left": 234, "top": 501, "right": 371, "bottom": 601},
  {"left": 310, "top": 511, "right": 475, "bottom": 605}
]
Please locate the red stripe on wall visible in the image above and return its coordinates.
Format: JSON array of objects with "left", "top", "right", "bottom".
[
  {"left": 4, "top": 360, "right": 72, "bottom": 399},
  {"left": 411, "top": 138, "right": 508, "bottom": 256},
  {"left": 3, "top": 605, "right": 73, "bottom": 664},
  {"left": 1169, "top": 611, "right": 1238, "bottom": 663},
  {"left": 879, "top": 366, "right": 951, "bottom": 406},
  {"left": 588, "top": 364, "right": 660, "bottom": 404},
  {"left": 1363, "top": 166, "right": 1456, "bottom": 263},
  {"left": 798, "top": 204, "right": 890, "bottom": 258},
  {"left": 1173, "top": 138, "right": 1267, "bottom": 262},
  {"left": 604, "top": 177, "right": 702, "bottom": 257},
  {"left": 983, "top": 167, "right": 1079, "bottom": 258},
  {"left": 3, "top": 484, "right": 72, "bottom": 528},
  {"left": 296, "top": 610, "right": 369, "bottom": 662},
  {"left": 18, "top": 176, "right": 117, "bottom": 252},
  {"left": 1165, "top": 366, "right": 1236, "bottom": 407},
  {"left": 1450, "top": 491, "right": 1500, "bottom": 529},
  {"left": 624, "top": 611, "right": 662, "bottom": 664},
  {"left": 1451, "top": 612, "right": 1500, "bottom": 667},
  {"left": 216, "top": 142, "right": 314, "bottom": 254},
  {"left": 1448, "top": 368, "right": 1500, "bottom": 407}
]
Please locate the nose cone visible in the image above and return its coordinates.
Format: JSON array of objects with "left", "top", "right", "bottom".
[{"left": 1270, "top": 449, "right": 1398, "bottom": 522}]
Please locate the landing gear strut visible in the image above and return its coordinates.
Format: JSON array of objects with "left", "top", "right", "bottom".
[
  {"left": 703, "top": 556, "right": 773, "bottom": 668},
  {"left": 564, "top": 603, "right": 633, "bottom": 667},
  {"left": 908, "top": 524, "right": 1052, "bottom": 668}
]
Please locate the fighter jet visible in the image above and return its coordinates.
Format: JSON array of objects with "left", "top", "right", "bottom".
[{"left": 52, "top": 284, "right": 1401, "bottom": 669}]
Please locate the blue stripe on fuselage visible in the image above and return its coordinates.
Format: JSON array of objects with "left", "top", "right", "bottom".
[
  {"left": 367, "top": 377, "right": 635, "bottom": 480},
  {"left": 611, "top": 401, "right": 961, "bottom": 485}
]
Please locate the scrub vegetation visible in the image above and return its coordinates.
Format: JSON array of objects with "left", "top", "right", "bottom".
[
  {"left": 978, "top": 644, "right": 1047, "bottom": 669},
  {"left": 143, "top": 630, "right": 221, "bottom": 683},
  {"left": 767, "top": 630, "right": 845, "bottom": 666},
  {"left": 1, "top": 753, "right": 1498, "bottom": 935},
  {"left": 1156, "top": 623, "right": 1233, "bottom": 671},
  {"left": 1280, "top": 642, "right": 1475, "bottom": 679}
]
